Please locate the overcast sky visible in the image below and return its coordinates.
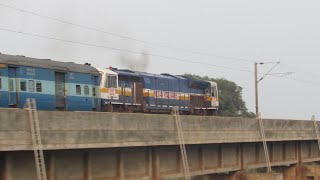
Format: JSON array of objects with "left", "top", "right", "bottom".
[{"left": 0, "top": 0, "right": 319, "bottom": 119}]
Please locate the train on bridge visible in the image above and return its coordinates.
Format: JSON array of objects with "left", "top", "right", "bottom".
[{"left": 0, "top": 53, "right": 219, "bottom": 115}]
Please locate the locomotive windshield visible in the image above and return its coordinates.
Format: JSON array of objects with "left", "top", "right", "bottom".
[
  {"left": 212, "top": 85, "right": 218, "bottom": 98},
  {"left": 105, "top": 75, "right": 117, "bottom": 88},
  {"left": 205, "top": 88, "right": 210, "bottom": 96}
]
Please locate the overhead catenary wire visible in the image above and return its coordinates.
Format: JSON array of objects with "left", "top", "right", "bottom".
[
  {"left": 258, "top": 61, "right": 280, "bottom": 83},
  {"left": 0, "top": 26, "right": 320, "bottom": 86},
  {"left": 0, "top": 27, "right": 254, "bottom": 72},
  {"left": 5, "top": 1, "right": 319, "bottom": 80},
  {"left": 254, "top": 61, "right": 320, "bottom": 86},
  {"left": 282, "top": 63, "right": 320, "bottom": 79},
  {"left": 2, "top": 1, "right": 320, "bottom": 86},
  {"left": 0, "top": 2, "right": 253, "bottom": 63},
  {"left": 5, "top": 1, "right": 320, "bottom": 78}
]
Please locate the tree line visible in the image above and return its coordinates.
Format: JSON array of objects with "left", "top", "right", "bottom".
[{"left": 184, "top": 74, "right": 255, "bottom": 118}]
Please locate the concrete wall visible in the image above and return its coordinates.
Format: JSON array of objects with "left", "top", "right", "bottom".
[{"left": 0, "top": 109, "right": 319, "bottom": 151}]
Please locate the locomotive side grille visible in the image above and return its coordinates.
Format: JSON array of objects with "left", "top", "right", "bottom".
[{"left": 190, "top": 95, "right": 206, "bottom": 108}]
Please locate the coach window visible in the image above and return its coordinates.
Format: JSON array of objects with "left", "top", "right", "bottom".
[
  {"left": 84, "top": 85, "right": 89, "bottom": 95},
  {"left": 92, "top": 86, "right": 96, "bottom": 96},
  {"left": 28, "top": 80, "right": 35, "bottom": 92},
  {"left": 76, "top": 85, "right": 81, "bottom": 95},
  {"left": 9, "top": 79, "right": 14, "bottom": 91},
  {"left": 20, "top": 80, "right": 27, "bottom": 91},
  {"left": 92, "top": 86, "right": 96, "bottom": 97},
  {"left": 36, "top": 81, "right": 42, "bottom": 92},
  {"left": 106, "top": 76, "right": 117, "bottom": 88}
]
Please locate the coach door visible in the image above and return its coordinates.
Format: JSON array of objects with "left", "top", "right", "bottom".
[
  {"left": 8, "top": 67, "right": 18, "bottom": 107},
  {"left": 55, "top": 72, "right": 66, "bottom": 110},
  {"left": 92, "top": 75, "right": 99, "bottom": 111}
]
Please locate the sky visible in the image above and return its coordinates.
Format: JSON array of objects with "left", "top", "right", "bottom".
[{"left": 0, "top": 0, "right": 320, "bottom": 119}]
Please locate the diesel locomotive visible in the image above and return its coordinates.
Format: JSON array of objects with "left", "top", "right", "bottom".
[{"left": 0, "top": 53, "right": 219, "bottom": 115}]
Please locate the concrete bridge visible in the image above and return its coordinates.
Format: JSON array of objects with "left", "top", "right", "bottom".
[{"left": 1, "top": 108, "right": 320, "bottom": 180}]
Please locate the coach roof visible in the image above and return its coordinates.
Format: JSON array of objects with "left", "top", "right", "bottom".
[{"left": 0, "top": 53, "right": 100, "bottom": 75}]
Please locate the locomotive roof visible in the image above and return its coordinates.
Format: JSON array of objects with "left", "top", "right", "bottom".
[
  {"left": 96, "top": 67, "right": 117, "bottom": 75},
  {"left": 114, "top": 69, "right": 141, "bottom": 77},
  {"left": 0, "top": 53, "right": 100, "bottom": 75},
  {"left": 112, "top": 68, "right": 186, "bottom": 80}
]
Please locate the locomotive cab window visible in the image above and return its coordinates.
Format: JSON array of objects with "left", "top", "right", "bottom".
[
  {"left": 76, "top": 85, "right": 81, "bottom": 95},
  {"left": 212, "top": 86, "right": 218, "bottom": 98},
  {"left": 20, "top": 80, "right": 27, "bottom": 91},
  {"left": 105, "top": 75, "right": 117, "bottom": 88},
  {"left": 28, "top": 80, "right": 35, "bottom": 92},
  {"left": 205, "top": 88, "right": 210, "bottom": 96}
]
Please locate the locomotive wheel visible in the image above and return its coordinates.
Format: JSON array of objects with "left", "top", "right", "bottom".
[
  {"left": 207, "top": 109, "right": 218, "bottom": 116},
  {"left": 127, "top": 105, "right": 134, "bottom": 113},
  {"left": 118, "top": 105, "right": 124, "bottom": 112},
  {"left": 106, "top": 104, "right": 114, "bottom": 112},
  {"left": 189, "top": 107, "right": 195, "bottom": 115},
  {"left": 202, "top": 109, "right": 207, "bottom": 116},
  {"left": 214, "top": 109, "right": 219, "bottom": 116},
  {"left": 124, "top": 105, "right": 129, "bottom": 112},
  {"left": 141, "top": 101, "right": 147, "bottom": 113}
]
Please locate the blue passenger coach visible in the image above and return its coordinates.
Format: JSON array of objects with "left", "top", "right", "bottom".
[{"left": 0, "top": 54, "right": 100, "bottom": 111}]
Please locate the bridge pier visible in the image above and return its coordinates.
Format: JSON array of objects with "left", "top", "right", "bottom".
[
  {"left": 152, "top": 148, "right": 160, "bottom": 180},
  {"left": 47, "top": 152, "right": 54, "bottom": 180},
  {"left": 0, "top": 153, "right": 9, "bottom": 180},
  {"left": 282, "top": 164, "right": 320, "bottom": 180},
  {"left": 202, "top": 165, "right": 320, "bottom": 180},
  {"left": 197, "top": 172, "right": 282, "bottom": 180}
]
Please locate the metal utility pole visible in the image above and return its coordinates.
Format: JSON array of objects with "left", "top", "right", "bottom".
[
  {"left": 254, "top": 61, "right": 280, "bottom": 116},
  {"left": 254, "top": 62, "right": 259, "bottom": 116},
  {"left": 254, "top": 61, "right": 284, "bottom": 173}
]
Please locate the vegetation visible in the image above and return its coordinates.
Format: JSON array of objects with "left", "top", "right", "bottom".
[{"left": 184, "top": 74, "right": 255, "bottom": 118}]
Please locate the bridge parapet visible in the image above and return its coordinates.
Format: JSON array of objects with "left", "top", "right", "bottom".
[{"left": 0, "top": 108, "right": 318, "bottom": 151}]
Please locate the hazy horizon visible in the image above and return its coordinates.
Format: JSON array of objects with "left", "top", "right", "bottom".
[{"left": 1, "top": 0, "right": 320, "bottom": 119}]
